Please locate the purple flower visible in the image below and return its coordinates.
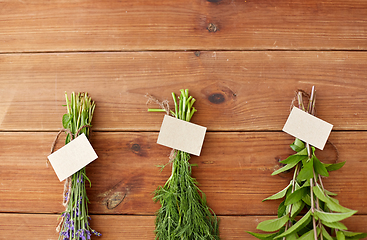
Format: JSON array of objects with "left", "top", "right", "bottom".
[
  {"left": 61, "top": 230, "right": 70, "bottom": 238},
  {"left": 91, "top": 229, "right": 102, "bottom": 237},
  {"left": 76, "top": 229, "right": 87, "bottom": 240},
  {"left": 76, "top": 208, "right": 80, "bottom": 217},
  {"left": 70, "top": 220, "right": 75, "bottom": 231},
  {"left": 64, "top": 192, "right": 69, "bottom": 202},
  {"left": 77, "top": 175, "right": 84, "bottom": 184},
  {"left": 86, "top": 230, "right": 92, "bottom": 240}
]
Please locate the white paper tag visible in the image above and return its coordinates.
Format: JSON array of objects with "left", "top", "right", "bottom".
[
  {"left": 47, "top": 133, "right": 98, "bottom": 181},
  {"left": 157, "top": 115, "right": 207, "bottom": 156},
  {"left": 283, "top": 106, "right": 333, "bottom": 150}
]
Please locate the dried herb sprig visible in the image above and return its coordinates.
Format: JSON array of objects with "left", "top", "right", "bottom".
[
  {"left": 248, "top": 87, "right": 366, "bottom": 240},
  {"left": 149, "top": 89, "right": 220, "bottom": 240},
  {"left": 57, "top": 92, "right": 101, "bottom": 240}
]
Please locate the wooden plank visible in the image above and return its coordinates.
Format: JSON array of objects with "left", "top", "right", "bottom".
[
  {"left": 1, "top": 51, "right": 367, "bottom": 131},
  {"left": 1, "top": 0, "right": 367, "bottom": 52},
  {"left": 1, "top": 131, "right": 366, "bottom": 215},
  {"left": 1, "top": 213, "right": 366, "bottom": 240}
]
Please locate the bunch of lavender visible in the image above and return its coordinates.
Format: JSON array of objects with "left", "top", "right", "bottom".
[
  {"left": 57, "top": 92, "right": 101, "bottom": 240},
  {"left": 148, "top": 89, "right": 220, "bottom": 240}
]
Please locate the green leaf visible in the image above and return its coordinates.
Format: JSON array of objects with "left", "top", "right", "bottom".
[
  {"left": 298, "top": 228, "right": 318, "bottom": 240},
  {"left": 337, "top": 231, "right": 346, "bottom": 240},
  {"left": 272, "top": 162, "right": 299, "bottom": 176},
  {"left": 263, "top": 182, "right": 292, "bottom": 201},
  {"left": 297, "top": 158, "right": 314, "bottom": 181},
  {"left": 322, "top": 220, "right": 348, "bottom": 230},
  {"left": 313, "top": 184, "right": 329, "bottom": 203},
  {"left": 275, "top": 210, "right": 312, "bottom": 239},
  {"left": 342, "top": 231, "right": 367, "bottom": 239},
  {"left": 313, "top": 155, "right": 329, "bottom": 177},
  {"left": 62, "top": 114, "right": 71, "bottom": 128},
  {"left": 314, "top": 209, "right": 357, "bottom": 223},
  {"left": 278, "top": 200, "right": 286, "bottom": 218},
  {"left": 290, "top": 200, "right": 305, "bottom": 218},
  {"left": 325, "top": 189, "right": 338, "bottom": 196},
  {"left": 295, "top": 148, "right": 308, "bottom": 156},
  {"left": 280, "top": 155, "right": 307, "bottom": 164},
  {"left": 285, "top": 232, "right": 299, "bottom": 240},
  {"left": 290, "top": 144, "right": 304, "bottom": 152},
  {"left": 256, "top": 214, "right": 289, "bottom": 232},
  {"left": 285, "top": 187, "right": 309, "bottom": 206},
  {"left": 302, "top": 194, "right": 311, "bottom": 206},
  {"left": 247, "top": 231, "right": 279, "bottom": 240},
  {"left": 326, "top": 161, "right": 346, "bottom": 172},
  {"left": 290, "top": 138, "right": 305, "bottom": 152},
  {"left": 322, "top": 226, "right": 334, "bottom": 240},
  {"left": 327, "top": 197, "right": 354, "bottom": 213}
]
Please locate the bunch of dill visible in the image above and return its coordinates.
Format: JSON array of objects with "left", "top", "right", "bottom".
[
  {"left": 149, "top": 89, "right": 220, "bottom": 240},
  {"left": 57, "top": 92, "right": 101, "bottom": 240}
]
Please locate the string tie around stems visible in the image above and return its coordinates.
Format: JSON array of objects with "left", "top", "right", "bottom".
[
  {"left": 292, "top": 89, "right": 339, "bottom": 162},
  {"left": 48, "top": 124, "right": 92, "bottom": 162},
  {"left": 145, "top": 93, "right": 177, "bottom": 163},
  {"left": 290, "top": 89, "right": 311, "bottom": 112},
  {"left": 47, "top": 124, "right": 91, "bottom": 232},
  {"left": 145, "top": 93, "right": 170, "bottom": 115}
]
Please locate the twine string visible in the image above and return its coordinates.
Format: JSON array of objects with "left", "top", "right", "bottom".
[
  {"left": 145, "top": 93, "right": 170, "bottom": 115},
  {"left": 49, "top": 125, "right": 92, "bottom": 158},
  {"left": 48, "top": 125, "right": 91, "bottom": 233},
  {"left": 292, "top": 89, "right": 338, "bottom": 163},
  {"left": 146, "top": 93, "right": 177, "bottom": 162},
  {"left": 169, "top": 149, "right": 177, "bottom": 163}
]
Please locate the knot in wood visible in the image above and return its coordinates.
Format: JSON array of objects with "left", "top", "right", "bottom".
[{"left": 207, "top": 23, "right": 218, "bottom": 32}]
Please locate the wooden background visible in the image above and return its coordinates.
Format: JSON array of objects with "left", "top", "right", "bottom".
[{"left": 1, "top": 0, "right": 367, "bottom": 239}]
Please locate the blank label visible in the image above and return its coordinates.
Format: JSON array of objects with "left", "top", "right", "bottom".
[
  {"left": 283, "top": 106, "right": 333, "bottom": 150},
  {"left": 48, "top": 133, "right": 98, "bottom": 181},
  {"left": 157, "top": 115, "right": 207, "bottom": 156}
]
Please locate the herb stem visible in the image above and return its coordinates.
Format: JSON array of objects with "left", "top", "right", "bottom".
[
  {"left": 318, "top": 174, "right": 326, "bottom": 192},
  {"left": 307, "top": 86, "right": 319, "bottom": 240},
  {"left": 148, "top": 109, "right": 167, "bottom": 112}
]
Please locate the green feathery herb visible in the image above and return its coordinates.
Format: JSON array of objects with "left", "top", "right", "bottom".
[
  {"left": 248, "top": 87, "right": 366, "bottom": 240},
  {"left": 57, "top": 92, "right": 101, "bottom": 240},
  {"left": 149, "top": 89, "right": 220, "bottom": 240}
]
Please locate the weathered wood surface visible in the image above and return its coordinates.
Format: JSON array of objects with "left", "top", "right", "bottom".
[
  {"left": 1, "top": 213, "right": 366, "bottom": 240},
  {"left": 1, "top": 52, "right": 367, "bottom": 131},
  {"left": 1, "top": 132, "right": 366, "bottom": 216},
  {"left": 1, "top": 0, "right": 367, "bottom": 52},
  {"left": 2, "top": 0, "right": 367, "bottom": 239}
]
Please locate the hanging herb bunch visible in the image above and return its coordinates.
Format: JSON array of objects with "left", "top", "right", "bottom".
[
  {"left": 56, "top": 92, "right": 101, "bottom": 240},
  {"left": 147, "top": 89, "right": 220, "bottom": 240},
  {"left": 248, "top": 87, "right": 366, "bottom": 240}
]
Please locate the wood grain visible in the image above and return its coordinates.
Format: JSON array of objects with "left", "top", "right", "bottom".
[
  {"left": 1, "top": 213, "right": 366, "bottom": 240},
  {"left": 1, "top": 0, "right": 367, "bottom": 52},
  {"left": 1, "top": 51, "right": 367, "bottom": 131},
  {"left": 1, "top": 131, "right": 366, "bottom": 216},
  {"left": 2, "top": 1, "right": 367, "bottom": 239}
]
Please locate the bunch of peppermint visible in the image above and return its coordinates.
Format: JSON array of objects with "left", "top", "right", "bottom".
[
  {"left": 149, "top": 89, "right": 220, "bottom": 240},
  {"left": 248, "top": 88, "right": 366, "bottom": 240},
  {"left": 57, "top": 92, "right": 101, "bottom": 240}
]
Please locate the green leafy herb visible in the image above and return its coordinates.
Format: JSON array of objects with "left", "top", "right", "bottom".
[
  {"left": 57, "top": 92, "right": 100, "bottom": 240},
  {"left": 248, "top": 87, "right": 365, "bottom": 240},
  {"left": 149, "top": 89, "right": 220, "bottom": 240}
]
